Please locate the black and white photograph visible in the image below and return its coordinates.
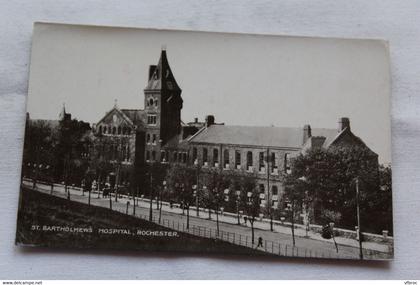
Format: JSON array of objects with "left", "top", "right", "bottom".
[{"left": 15, "top": 22, "right": 393, "bottom": 260}]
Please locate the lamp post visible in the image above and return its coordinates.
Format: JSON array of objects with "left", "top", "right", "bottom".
[
  {"left": 355, "top": 177, "right": 363, "bottom": 260},
  {"left": 215, "top": 191, "right": 220, "bottom": 237},
  {"left": 194, "top": 159, "right": 200, "bottom": 217},
  {"left": 192, "top": 185, "right": 199, "bottom": 217},
  {"left": 148, "top": 170, "right": 153, "bottom": 222},
  {"left": 235, "top": 190, "right": 241, "bottom": 225},
  {"left": 159, "top": 180, "right": 166, "bottom": 224}
]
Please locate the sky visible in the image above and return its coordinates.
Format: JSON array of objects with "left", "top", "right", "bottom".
[{"left": 27, "top": 23, "right": 392, "bottom": 164}]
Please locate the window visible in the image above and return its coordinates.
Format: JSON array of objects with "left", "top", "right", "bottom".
[
  {"left": 118, "top": 126, "right": 121, "bottom": 135},
  {"left": 271, "top": 153, "right": 277, "bottom": 171},
  {"left": 272, "top": 185, "right": 278, "bottom": 195},
  {"left": 103, "top": 126, "right": 107, "bottom": 134},
  {"left": 192, "top": 147, "right": 198, "bottom": 163},
  {"left": 146, "top": 151, "right": 150, "bottom": 161},
  {"left": 112, "top": 127, "right": 116, "bottom": 134},
  {"left": 259, "top": 184, "right": 265, "bottom": 193},
  {"left": 148, "top": 98, "right": 154, "bottom": 106},
  {"left": 152, "top": 151, "right": 156, "bottom": 161},
  {"left": 284, "top": 153, "right": 291, "bottom": 174},
  {"left": 182, "top": 153, "right": 187, "bottom": 163},
  {"left": 152, "top": 134, "right": 157, "bottom": 144},
  {"left": 213, "top": 149, "right": 219, "bottom": 166},
  {"left": 246, "top": 151, "right": 253, "bottom": 169},
  {"left": 224, "top": 149, "right": 229, "bottom": 168},
  {"left": 146, "top": 133, "right": 150, "bottom": 144},
  {"left": 126, "top": 145, "right": 130, "bottom": 161},
  {"left": 98, "top": 125, "right": 103, "bottom": 134},
  {"left": 173, "top": 152, "right": 178, "bottom": 162},
  {"left": 154, "top": 99, "right": 158, "bottom": 107},
  {"left": 123, "top": 127, "right": 127, "bottom": 134},
  {"left": 259, "top": 152, "right": 265, "bottom": 171},
  {"left": 147, "top": 114, "right": 157, "bottom": 125},
  {"left": 203, "top": 148, "right": 208, "bottom": 164},
  {"left": 235, "top": 150, "right": 241, "bottom": 169},
  {"left": 161, "top": 151, "right": 166, "bottom": 162},
  {"left": 127, "top": 128, "right": 132, "bottom": 135}
]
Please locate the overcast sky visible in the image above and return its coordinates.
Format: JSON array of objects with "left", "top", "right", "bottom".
[{"left": 27, "top": 23, "right": 391, "bottom": 164}]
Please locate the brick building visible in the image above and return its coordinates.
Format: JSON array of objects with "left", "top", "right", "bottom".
[{"left": 92, "top": 48, "right": 378, "bottom": 209}]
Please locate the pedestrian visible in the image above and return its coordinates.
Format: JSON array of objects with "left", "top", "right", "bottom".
[
  {"left": 257, "top": 236, "right": 263, "bottom": 248},
  {"left": 243, "top": 216, "right": 248, "bottom": 225}
]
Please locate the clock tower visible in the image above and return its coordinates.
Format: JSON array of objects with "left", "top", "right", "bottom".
[{"left": 143, "top": 48, "right": 183, "bottom": 162}]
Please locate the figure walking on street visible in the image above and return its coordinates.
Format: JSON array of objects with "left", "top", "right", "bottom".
[{"left": 256, "top": 236, "right": 263, "bottom": 249}]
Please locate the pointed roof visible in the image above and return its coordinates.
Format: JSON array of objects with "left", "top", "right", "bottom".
[
  {"left": 145, "top": 49, "right": 181, "bottom": 92},
  {"left": 59, "top": 103, "right": 66, "bottom": 120}
]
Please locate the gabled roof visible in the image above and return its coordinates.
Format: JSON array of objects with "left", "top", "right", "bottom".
[
  {"left": 96, "top": 107, "right": 146, "bottom": 129},
  {"left": 120, "top": 109, "right": 146, "bottom": 128},
  {"left": 144, "top": 49, "right": 181, "bottom": 92},
  {"left": 188, "top": 124, "right": 337, "bottom": 149}
]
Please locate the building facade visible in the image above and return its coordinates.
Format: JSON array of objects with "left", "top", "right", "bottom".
[{"left": 92, "top": 49, "right": 378, "bottom": 210}]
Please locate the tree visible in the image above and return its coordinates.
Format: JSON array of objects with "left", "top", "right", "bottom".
[
  {"left": 23, "top": 120, "right": 56, "bottom": 187},
  {"left": 238, "top": 173, "right": 259, "bottom": 244},
  {"left": 286, "top": 146, "right": 381, "bottom": 233},
  {"left": 200, "top": 169, "right": 231, "bottom": 236},
  {"left": 145, "top": 162, "right": 168, "bottom": 222},
  {"left": 166, "top": 164, "right": 195, "bottom": 229}
]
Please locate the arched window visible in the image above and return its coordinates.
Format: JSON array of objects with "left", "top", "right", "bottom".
[
  {"left": 118, "top": 126, "right": 121, "bottom": 135},
  {"left": 202, "top": 148, "right": 208, "bottom": 164},
  {"left": 223, "top": 149, "right": 229, "bottom": 168},
  {"left": 284, "top": 153, "right": 291, "bottom": 174},
  {"left": 152, "top": 151, "right": 156, "bottom": 161},
  {"left": 192, "top": 147, "right": 198, "bottom": 163},
  {"left": 213, "top": 149, "right": 219, "bottom": 166},
  {"left": 103, "top": 126, "right": 107, "bottom": 134},
  {"left": 112, "top": 127, "right": 116, "bottom": 134},
  {"left": 146, "top": 151, "right": 150, "bottom": 161},
  {"left": 246, "top": 151, "right": 253, "bottom": 169},
  {"left": 272, "top": 185, "right": 278, "bottom": 195},
  {"left": 154, "top": 99, "right": 158, "bottom": 106},
  {"left": 149, "top": 98, "right": 154, "bottom": 106},
  {"left": 128, "top": 128, "right": 132, "bottom": 135},
  {"left": 146, "top": 133, "right": 150, "bottom": 144},
  {"left": 99, "top": 125, "right": 102, "bottom": 134}
]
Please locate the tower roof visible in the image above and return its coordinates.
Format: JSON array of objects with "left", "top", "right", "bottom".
[{"left": 144, "top": 49, "right": 181, "bottom": 92}]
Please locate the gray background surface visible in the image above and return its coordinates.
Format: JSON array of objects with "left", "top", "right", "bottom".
[{"left": 0, "top": 0, "right": 419, "bottom": 279}]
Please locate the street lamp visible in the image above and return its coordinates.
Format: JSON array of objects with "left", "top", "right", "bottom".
[
  {"left": 214, "top": 189, "right": 220, "bottom": 237},
  {"left": 192, "top": 184, "right": 199, "bottom": 217},
  {"left": 235, "top": 190, "right": 241, "bottom": 225},
  {"left": 354, "top": 177, "right": 363, "bottom": 260},
  {"left": 194, "top": 159, "right": 200, "bottom": 217},
  {"left": 159, "top": 180, "right": 166, "bottom": 224}
]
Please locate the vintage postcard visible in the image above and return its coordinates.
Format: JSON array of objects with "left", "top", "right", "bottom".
[{"left": 16, "top": 22, "right": 393, "bottom": 260}]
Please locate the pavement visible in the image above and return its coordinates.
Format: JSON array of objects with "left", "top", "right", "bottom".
[{"left": 22, "top": 180, "right": 393, "bottom": 260}]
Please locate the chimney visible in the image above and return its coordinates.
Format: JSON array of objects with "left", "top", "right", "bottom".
[
  {"left": 205, "top": 115, "right": 215, "bottom": 128},
  {"left": 148, "top": 65, "right": 157, "bottom": 80},
  {"left": 338, "top": 117, "right": 350, "bottom": 132},
  {"left": 194, "top": 117, "right": 198, "bottom": 123},
  {"left": 303, "top": 124, "right": 312, "bottom": 144}
]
